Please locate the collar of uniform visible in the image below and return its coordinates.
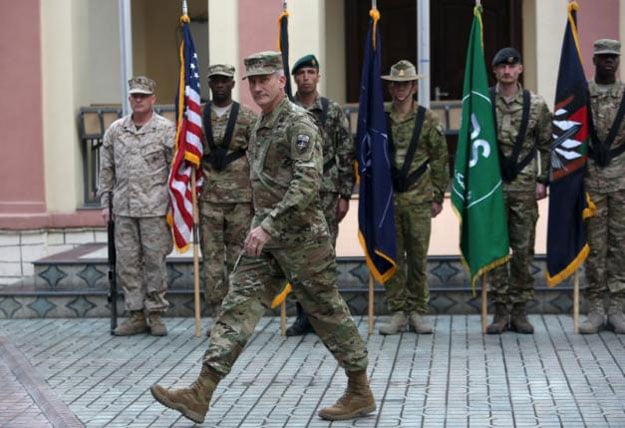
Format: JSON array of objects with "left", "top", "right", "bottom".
[
  {"left": 259, "top": 96, "right": 290, "bottom": 129},
  {"left": 294, "top": 92, "right": 322, "bottom": 112},
  {"left": 387, "top": 101, "right": 418, "bottom": 124},
  {"left": 122, "top": 113, "right": 156, "bottom": 133},
  {"left": 494, "top": 83, "right": 524, "bottom": 105},
  {"left": 589, "top": 79, "right": 624, "bottom": 97}
]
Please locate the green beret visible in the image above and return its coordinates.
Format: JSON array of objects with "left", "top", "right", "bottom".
[{"left": 291, "top": 54, "right": 319, "bottom": 75}]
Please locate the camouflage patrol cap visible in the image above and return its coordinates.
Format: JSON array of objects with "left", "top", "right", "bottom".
[
  {"left": 291, "top": 54, "right": 319, "bottom": 75},
  {"left": 243, "top": 51, "right": 283, "bottom": 79},
  {"left": 492, "top": 47, "right": 522, "bottom": 67},
  {"left": 207, "top": 64, "right": 235, "bottom": 78},
  {"left": 128, "top": 76, "right": 156, "bottom": 95},
  {"left": 594, "top": 39, "right": 621, "bottom": 56},
  {"left": 381, "top": 60, "right": 423, "bottom": 82}
]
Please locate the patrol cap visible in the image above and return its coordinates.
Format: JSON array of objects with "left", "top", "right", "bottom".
[
  {"left": 381, "top": 60, "right": 423, "bottom": 82},
  {"left": 492, "top": 47, "right": 522, "bottom": 67},
  {"left": 207, "top": 64, "right": 235, "bottom": 78},
  {"left": 593, "top": 39, "right": 621, "bottom": 56},
  {"left": 128, "top": 76, "right": 155, "bottom": 95},
  {"left": 291, "top": 54, "right": 319, "bottom": 75},
  {"left": 243, "top": 51, "right": 283, "bottom": 79}
]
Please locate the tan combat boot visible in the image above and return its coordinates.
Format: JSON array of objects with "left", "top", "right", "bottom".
[
  {"left": 318, "top": 370, "right": 376, "bottom": 421},
  {"left": 150, "top": 365, "right": 220, "bottom": 424},
  {"left": 607, "top": 295, "right": 625, "bottom": 334},
  {"left": 378, "top": 311, "right": 407, "bottom": 335},
  {"left": 409, "top": 312, "right": 433, "bottom": 334},
  {"left": 114, "top": 311, "right": 148, "bottom": 336},
  {"left": 148, "top": 312, "right": 168, "bottom": 336},
  {"left": 486, "top": 303, "right": 509, "bottom": 334},
  {"left": 510, "top": 303, "right": 534, "bottom": 334},
  {"left": 579, "top": 299, "right": 605, "bottom": 334}
]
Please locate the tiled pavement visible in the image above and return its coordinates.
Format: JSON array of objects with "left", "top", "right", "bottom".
[{"left": 1, "top": 316, "right": 625, "bottom": 427}]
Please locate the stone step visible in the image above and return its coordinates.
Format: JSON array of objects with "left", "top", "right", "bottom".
[{"left": 0, "top": 244, "right": 580, "bottom": 318}]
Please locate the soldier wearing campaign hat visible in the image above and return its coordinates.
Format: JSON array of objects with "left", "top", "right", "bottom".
[
  {"left": 284, "top": 54, "right": 356, "bottom": 336},
  {"left": 151, "top": 51, "right": 375, "bottom": 424},
  {"left": 485, "top": 48, "right": 552, "bottom": 335},
  {"left": 377, "top": 60, "right": 449, "bottom": 336},
  {"left": 98, "top": 76, "right": 175, "bottom": 336},
  {"left": 199, "top": 64, "right": 257, "bottom": 336},
  {"left": 581, "top": 38, "right": 625, "bottom": 334}
]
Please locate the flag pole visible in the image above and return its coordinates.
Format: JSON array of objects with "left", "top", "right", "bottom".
[
  {"left": 573, "top": 269, "right": 580, "bottom": 333},
  {"left": 368, "top": 275, "right": 375, "bottom": 334},
  {"left": 280, "top": 300, "right": 286, "bottom": 336},
  {"left": 481, "top": 273, "right": 488, "bottom": 333}
]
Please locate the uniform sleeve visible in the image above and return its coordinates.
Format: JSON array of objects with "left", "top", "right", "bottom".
[
  {"left": 260, "top": 120, "right": 322, "bottom": 237},
  {"left": 98, "top": 126, "right": 116, "bottom": 209},
  {"left": 426, "top": 116, "right": 450, "bottom": 204},
  {"left": 535, "top": 100, "right": 552, "bottom": 184},
  {"left": 163, "top": 121, "right": 176, "bottom": 167},
  {"left": 333, "top": 105, "right": 356, "bottom": 199}
]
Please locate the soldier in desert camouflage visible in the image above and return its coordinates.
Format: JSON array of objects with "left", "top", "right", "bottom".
[{"left": 99, "top": 76, "right": 174, "bottom": 337}]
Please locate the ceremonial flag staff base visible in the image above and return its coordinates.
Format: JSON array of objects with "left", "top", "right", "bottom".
[
  {"left": 574, "top": 270, "right": 580, "bottom": 333},
  {"left": 191, "top": 173, "right": 201, "bottom": 337}
]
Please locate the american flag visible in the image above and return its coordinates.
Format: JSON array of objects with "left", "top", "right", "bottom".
[{"left": 168, "top": 19, "right": 203, "bottom": 251}]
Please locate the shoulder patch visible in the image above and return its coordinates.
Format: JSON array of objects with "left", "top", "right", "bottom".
[{"left": 296, "top": 134, "right": 311, "bottom": 152}]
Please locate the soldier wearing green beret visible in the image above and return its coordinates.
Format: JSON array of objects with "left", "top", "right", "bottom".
[
  {"left": 199, "top": 64, "right": 257, "bottom": 336},
  {"left": 580, "top": 38, "right": 625, "bottom": 334},
  {"left": 284, "top": 54, "right": 356, "bottom": 336},
  {"left": 486, "top": 47, "right": 552, "bottom": 335},
  {"left": 151, "top": 51, "right": 375, "bottom": 424},
  {"left": 377, "top": 60, "right": 449, "bottom": 336},
  {"left": 98, "top": 76, "right": 174, "bottom": 336}
]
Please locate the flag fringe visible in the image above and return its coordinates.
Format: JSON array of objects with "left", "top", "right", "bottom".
[
  {"left": 358, "top": 231, "right": 397, "bottom": 285},
  {"left": 270, "top": 282, "right": 292, "bottom": 309},
  {"left": 546, "top": 244, "right": 589, "bottom": 287}
]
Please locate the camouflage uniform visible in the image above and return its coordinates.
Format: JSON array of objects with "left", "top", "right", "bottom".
[
  {"left": 203, "top": 97, "right": 368, "bottom": 377},
  {"left": 199, "top": 102, "right": 257, "bottom": 306},
  {"left": 99, "top": 112, "right": 175, "bottom": 312},
  {"left": 489, "top": 86, "right": 552, "bottom": 305},
  {"left": 385, "top": 104, "right": 449, "bottom": 314},
  {"left": 585, "top": 80, "right": 625, "bottom": 302},
  {"left": 294, "top": 93, "right": 355, "bottom": 246}
]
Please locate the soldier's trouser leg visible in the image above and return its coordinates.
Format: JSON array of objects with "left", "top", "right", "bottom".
[
  {"left": 385, "top": 197, "right": 431, "bottom": 314},
  {"left": 506, "top": 191, "right": 537, "bottom": 305},
  {"left": 116, "top": 216, "right": 171, "bottom": 312},
  {"left": 606, "top": 190, "right": 625, "bottom": 296},
  {"left": 585, "top": 191, "right": 608, "bottom": 302}
]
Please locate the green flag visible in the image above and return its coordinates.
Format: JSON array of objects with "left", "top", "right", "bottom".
[{"left": 451, "top": 5, "right": 509, "bottom": 291}]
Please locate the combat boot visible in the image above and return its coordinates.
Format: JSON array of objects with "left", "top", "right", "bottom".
[
  {"left": 318, "top": 370, "right": 376, "bottom": 421},
  {"left": 148, "top": 312, "right": 167, "bottom": 336},
  {"left": 409, "top": 312, "right": 433, "bottom": 334},
  {"left": 150, "top": 365, "right": 220, "bottom": 424},
  {"left": 114, "top": 311, "right": 148, "bottom": 336},
  {"left": 285, "top": 302, "right": 313, "bottom": 336},
  {"left": 510, "top": 303, "right": 534, "bottom": 334},
  {"left": 607, "top": 295, "right": 625, "bottom": 334},
  {"left": 579, "top": 299, "right": 605, "bottom": 334},
  {"left": 378, "top": 311, "right": 408, "bottom": 335},
  {"left": 486, "top": 303, "right": 509, "bottom": 334}
]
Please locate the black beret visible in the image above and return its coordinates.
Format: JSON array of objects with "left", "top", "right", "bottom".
[
  {"left": 492, "top": 47, "right": 522, "bottom": 67},
  {"left": 291, "top": 54, "right": 319, "bottom": 75}
]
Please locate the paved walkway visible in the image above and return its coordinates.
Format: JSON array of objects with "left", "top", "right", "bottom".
[{"left": 1, "top": 316, "right": 625, "bottom": 427}]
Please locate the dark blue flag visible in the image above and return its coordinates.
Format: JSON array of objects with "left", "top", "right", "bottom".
[
  {"left": 277, "top": 9, "right": 293, "bottom": 100},
  {"left": 356, "top": 12, "right": 397, "bottom": 284},
  {"left": 546, "top": 1, "right": 595, "bottom": 286}
]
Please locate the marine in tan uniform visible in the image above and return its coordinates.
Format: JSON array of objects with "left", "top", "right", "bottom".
[
  {"left": 377, "top": 60, "right": 449, "bottom": 336},
  {"left": 99, "top": 76, "right": 174, "bottom": 336},
  {"left": 580, "top": 39, "right": 625, "bottom": 334},
  {"left": 150, "top": 52, "right": 375, "bottom": 425},
  {"left": 286, "top": 54, "right": 356, "bottom": 336},
  {"left": 485, "top": 48, "right": 552, "bottom": 335},
  {"left": 199, "top": 64, "right": 257, "bottom": 335}
]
